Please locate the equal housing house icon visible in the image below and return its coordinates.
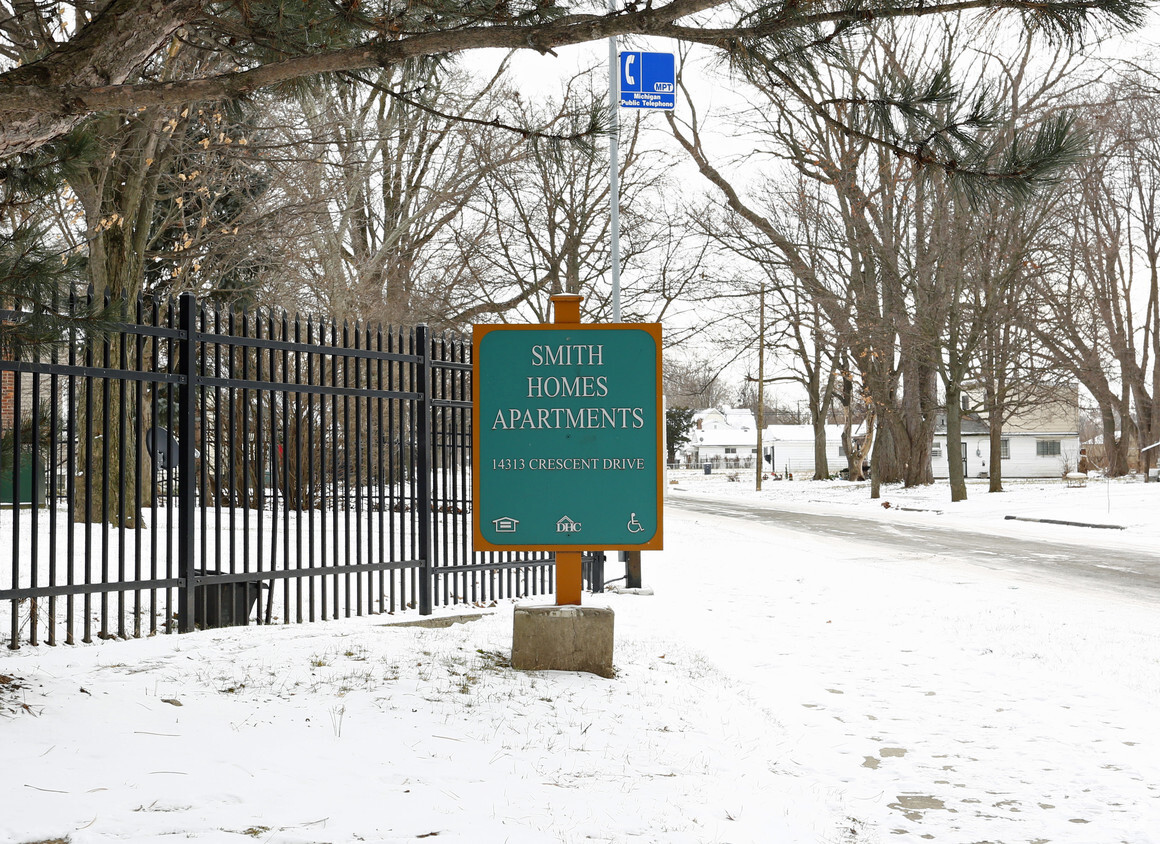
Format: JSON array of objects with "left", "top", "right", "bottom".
[{"left": 492, "top": 516, "right": 519, "bottom": 533}]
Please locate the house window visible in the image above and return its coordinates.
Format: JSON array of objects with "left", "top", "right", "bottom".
[
  {"left": 1000, "top": 439, "right": 1010, "bottom": 460},
  {"left": 931, "top": 441, "right": 942, "bottom": 458},
  {"left": 751, "top": 448, "right": 758, "bottom": 454},
  {"left": 838, "top": 444, "right": 847, "bottom": 456},
  {"left": 725, "top": 447, "right": 737, "bottom": 454},
  {"left": 1036, "top": 439, "right": 1061, "bottom": 457}
]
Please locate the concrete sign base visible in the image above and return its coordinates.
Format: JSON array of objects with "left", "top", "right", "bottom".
[{"left": 511, "top": 605, "right": 615, "bottom": 678}]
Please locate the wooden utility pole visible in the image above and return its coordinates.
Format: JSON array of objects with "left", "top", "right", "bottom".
[{"left": 756, "top": 282, "right": 765, "bottom": 491}]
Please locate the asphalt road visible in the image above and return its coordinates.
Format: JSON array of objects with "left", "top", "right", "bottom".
[{"left": 668, "top": 492, "right": 1160, "bottom": 601}]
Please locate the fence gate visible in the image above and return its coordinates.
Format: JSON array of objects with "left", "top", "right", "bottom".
[{"left": 0, "top": 293, "right": 571, "bottom": 649}]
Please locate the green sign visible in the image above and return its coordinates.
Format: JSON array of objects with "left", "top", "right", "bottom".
[{"left": 473, "top": 323, "right": 663, "bottom": 551}]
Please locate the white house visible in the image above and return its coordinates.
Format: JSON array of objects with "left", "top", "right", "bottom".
[
  {"left": 684, "top": 427, "right": 759, "bottom": 467},
  {"left": 680, "top": 412, "right": 854, "bottom": 476},
  {"left": 931, "top": 387, "right": 1081, "bottom": 479},
  {"left": 682, "top": 407, "right": 758, "bottom": 468},
  {"left": 762, "top": 424, "right": 848, "bottom": 477}
]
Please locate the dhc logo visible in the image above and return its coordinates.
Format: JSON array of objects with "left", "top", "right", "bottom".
[{"left": 556, "top": 516, "right": 582, "bottom": 533}]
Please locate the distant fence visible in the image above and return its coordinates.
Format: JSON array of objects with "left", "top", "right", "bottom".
[
  {"left": 0, "top": 293, "right": 597, "bottom": 649},
  {"left": 669, "top": 456, "right": 759, "bottom": 470}
]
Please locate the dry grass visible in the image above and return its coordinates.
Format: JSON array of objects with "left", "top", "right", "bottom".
[{"left": 1, "top": 672, "right": 27, "bottom": 715}]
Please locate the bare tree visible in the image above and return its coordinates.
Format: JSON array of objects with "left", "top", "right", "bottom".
[
  {"left": 668, "top": 28, "right": 945, "bottom": 492},
  {"left": 253, "top": 62, "right": 522, "bottom": 327},
  {"left": 456, "top": 73, "right": 679, "bottom": 326},
  {"left": 1034, "top": 76, "right": 1160, "bottom": 476},
  {"left": 57, "top": 64, "right": 283, "bottom": 525},
  {"left": 671, "top": 21, "right": 1097, "bottom": 499},
  {"left": 664, "top": 356, "right": 734, "bottom": 410},
  {"left": 926, "top": 43, "right": 1091, "bottom": 498},
  {"left": 690, "top": 178, "right": 846, "bottom": 480}
]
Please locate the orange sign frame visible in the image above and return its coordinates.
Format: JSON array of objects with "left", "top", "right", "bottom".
[{"left": 471, "top": 319, "right": 664, "bottom": 555}]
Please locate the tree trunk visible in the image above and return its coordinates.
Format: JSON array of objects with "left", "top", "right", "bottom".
[
  {"left": 838, "top": 368, "right": 865, "bottom": 482},
  {"left": 984, "top": 379, "right": 1004, "bottom": 493},
  {"left": 988, "top": 421, "right": 1004, "bottom": 493},
  {"left": 812, "top": 410, "right": 829, "bottom": 480},
  {"left": 73, "top": 335, "right": 150, "bottom": 526},
  {"left": 857, "top": 410, "right": 875, "bottom": 483},
  {"left": 869, "top": 415, "right": 883, "bottom": 500},
  {"left": 842, "top": 427, "right": 860, "bottom": 480},
  {"left": 899, "top": 355, "right": 936, "bottom": 487},
  {"left": 1100, "top": 405, "right": 1129, "bottom": 477},
  {"left": 946, "top": 386, "right": 966, "bottom": 502},
  {"left": 872, "top": 415, "right": 908, "bottom": 498},
  {"left": 861, "top": 359, "right": 905, "bottom": 485},
  {"left": 876, "top": 412, "right": 909, "bottom": 485}
]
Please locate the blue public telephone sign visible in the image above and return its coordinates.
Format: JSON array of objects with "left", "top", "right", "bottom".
[{"left": 619, "top": 51, "right": 676, "bottom": 110}]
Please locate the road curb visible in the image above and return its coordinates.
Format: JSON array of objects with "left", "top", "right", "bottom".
[{"left": 1004, "top": 515, "right": 1126, "bottom": 531}]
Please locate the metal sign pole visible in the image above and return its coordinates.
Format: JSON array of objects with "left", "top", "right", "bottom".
[{"left": 608, "top": 2, "right": 621, "bottom": 323}]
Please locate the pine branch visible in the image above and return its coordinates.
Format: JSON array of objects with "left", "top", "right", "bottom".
[
  {"left": 0, "top": 0, "right": 1144, "bottom": 158},
  {"left": 756, "top": 51, "right": 1086, "bottom": 200}
]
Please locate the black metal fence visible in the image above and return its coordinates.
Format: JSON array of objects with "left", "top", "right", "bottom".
[{"left": 0, "top": 293, "right": 580, "bottom": 649}]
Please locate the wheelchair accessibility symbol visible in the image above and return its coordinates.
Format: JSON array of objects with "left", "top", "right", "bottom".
[{"left": 626, "top": 513, "right": 645, "bottom": 534}]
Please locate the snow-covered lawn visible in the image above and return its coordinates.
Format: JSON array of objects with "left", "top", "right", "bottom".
[
  {"left": 669, "top": 470, "right": 1160, "bottom": 551},
  {"left": 3, "top": 477, "right": 1159, "bottom": 843}
]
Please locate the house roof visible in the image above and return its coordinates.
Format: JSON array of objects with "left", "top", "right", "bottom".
[
  {"left": 691, "top": 428, "right": 757, "bottom": 448},
  {"left": 693, "top": 406, "right": 756, "bottom": 431},
  {"left": 763, "top": 424, "right": 853, "bottom": 442},
  {"left": 935, "top": 411, "right": 1078, "bottom": 437},
  {"left": 934, "top": 412, "right": 991, "bottom": 436},
  {"left": 690, "top": 424, "right": 862, "bottom": 449}
]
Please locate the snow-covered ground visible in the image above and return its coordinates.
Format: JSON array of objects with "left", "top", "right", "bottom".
[
  {"left": 3, "top": 476, "right": 1159, "bottom": 843},
  {"left": 671, "top": 470, "right": 1160, "bottom": 551}
]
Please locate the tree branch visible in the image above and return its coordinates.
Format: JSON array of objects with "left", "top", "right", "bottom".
[{"left": 0, "top": 0, "right": 1142, "bottom": 158}]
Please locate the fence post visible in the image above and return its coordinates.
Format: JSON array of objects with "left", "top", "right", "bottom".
[
  {"left": 624, "top": 551, "right": 642, "bottom": 589},
  {"left": 416, "top": 324, "right": 433, "bottom": 615},
  {"left": 177, "top": 293, "right": 197, "bottom": 633}
]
